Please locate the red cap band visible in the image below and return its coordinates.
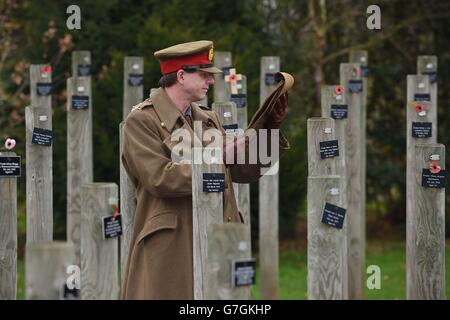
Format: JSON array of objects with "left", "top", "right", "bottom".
[{"left": 160, "top": 51, "right": 211, "bottom": 75}]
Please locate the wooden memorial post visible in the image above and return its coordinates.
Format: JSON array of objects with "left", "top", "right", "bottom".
[
  {"left": 67, "top": 74, "right": 93, "bottom": 266},
  {"left": 123, "top": 57, "right": 144, "bottom": 119},
  {"left": 408, "top": 144, "right": 446, "bottom": 299},
  {"left": 307, "top": 117, "right": 348, "bottom": 299},
  {"left": 192, "top": 118, "right": 253, "bottom": 299},
  {"left": 340, "top": 63, "right": 364, "bottom": 299},
  {"left": 259, "top": 56, "right": 280, "bottom": 300},
  {"left": 26, "top": 65, "right": 53, "bottom": 244},
  {"left": 72, "top": 51, "right": 91, "bottom": 78},
  {"left": 406, "top": 66, "right": 444, "bottom": 299},
  {"left": 0, "top": 151, "right": 19, "bottom": 299},
  {"left": 213, "top": 51, "right": 232, "bottom": 103},
  {"left": 25, "top": 241, "right": 75, "bottom": 299},
  {"left": 120, "top": 57, "right": 143, "bottom": 279},
  {"left": 80, "top": 183, "right": 119, "bottom": 299},
  {"left": 349, "top": 51, "right": 368, "bottom": 253},
  {"left": 232, "top": 75, "right": 251, "bottom": 234}
]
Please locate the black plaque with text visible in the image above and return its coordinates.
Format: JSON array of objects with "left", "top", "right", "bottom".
[
  {"left": 348, "top": 80, "right": 363, "bottom": 93},
  {"left": 330, "top": 105, "right": 348, "bottom": 119},
  {"left": 77, "top": 64, "right": 91, "bottom": 77},
  {"left": 265, "top": 73, "right": 276, "bottom": 86},
  {"left": 423, "top": 71, "right": 437, "bottom": 84},
  {"left": 36, "top": 83, "right": 52, "bottom": 96},
  {"left": 0, "top": 156, "right": 21, "bottom": 177},
  {"left": 71, "top": 95, "right": 89, "bottom": 110},
  {"left": 321, "top": 202, "right": 346, "bottom": 229},
  {"left": 422, "top": 169, "right": 446, "bottom": 188},
  {"left": 319, "top": 140, "right": 339, "bottom": 159},
  {"left": 203, "top": 173, "right": 225, "bottom": 192},
  {"left": 231, "top": 94, "right": 247, "bottom": 108},
  {"left": 102, "top": 214, "right": 123, "bottom": 239},
  {"left": 414, "top": 93, "right": 431, "bottom": 102},
  {"left": 232, "top": 259, "right": 256, "bottom": 287},
  {"left": 412, "top": 122, "right": 432, "bottom": 138},
  {"left": 32, "top": 128, "right": 53, "bottom": 146},
  {"left": 360, "top": 66, "right": 369, "bottom": 78},
  {"left": 128, "top": 74, "right": 144, "bottom": 86}
]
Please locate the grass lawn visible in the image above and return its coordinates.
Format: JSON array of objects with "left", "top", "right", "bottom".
[
  {"left": 251, "top": 240, "right": 450, "bottom": 300},
  {"left": 16, "top": 240, "right": 449, "bottom": 300}
]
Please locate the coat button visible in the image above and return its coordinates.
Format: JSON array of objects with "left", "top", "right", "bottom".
[{"left": 161, "top": 122, "right": 165, "bottom": 127}]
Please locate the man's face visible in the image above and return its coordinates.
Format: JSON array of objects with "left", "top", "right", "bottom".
[{"left": 181, "top": 70, "right": 215, "bottom": 101}]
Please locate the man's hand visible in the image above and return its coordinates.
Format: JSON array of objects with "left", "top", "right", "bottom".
[{"left": 266, "top": 92, "right": 288, "bottom": 129}]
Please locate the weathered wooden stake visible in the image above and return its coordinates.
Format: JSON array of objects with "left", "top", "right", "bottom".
[
  {"left": 259, "top": 56, "right": 280, "bottom": 300},
  {"left": 72, "top": 51, "right": 91, "bottom": 78},
  {"left": 120, "top": 57, "right": 143, "bottom": 280},
  {"left": 206, "top": 223, "right": 252, "bottom": 299},
  {"left": 25, "top": 105, "right": 53, "bottom": 243},
  {"left": 67, "top": 76, "right": 93, "bottom": 266},
  {"left": 119, "top": 123, "right": 136, "bottom": 283},
  {"left": 25, "top": 241, "right": 75, "bottom": 299},
  {"left": 417, "top": 56, "right": 437, "bottom": 112},
  {"left": 307, "top": 117, "right": 348, "bottom": 299},
  {"left": 192, "top": 146, "right": 223, "bottom": 300},
  {"left": 123, "top": 57, "right": 144, "bottom": 119},
  {"left": 213, "top": 51, "right": 232, "bottom": 103},
  {"left": 80, "top": 183, "right": 119, "bottom": 299},
  {"left": 0, "top": 152, "right": 18, "bottom": 300},
  {"left": 349, "top": 52, "right": 368, "bottom": 261},
  {"left": 340, "top": 63, "right": 364, "bottom": 299},
  {"left": 233, "top": 75, "right": 251, "bottom": 228},
  {"left": 408, "top": 144, "right": 446, "bottom": 299}
]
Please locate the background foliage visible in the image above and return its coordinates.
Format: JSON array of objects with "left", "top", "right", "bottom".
[{"left": 1, "top": 0, "right": 449, "bottom": 255}]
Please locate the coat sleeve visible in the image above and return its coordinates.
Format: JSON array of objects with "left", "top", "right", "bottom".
[
  {"left": 229, "top": 128, "right": 290, "bottom": 183},
  {"left": 122, "top": 111, "right": 192, "bottom": 198},
  {"left": 210, "top": 111, "right": 290, "bottom": 184}
]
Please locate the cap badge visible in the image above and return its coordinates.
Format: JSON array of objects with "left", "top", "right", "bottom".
[{"left": 208, "top": 46, "right": 214, "bottom": 61}]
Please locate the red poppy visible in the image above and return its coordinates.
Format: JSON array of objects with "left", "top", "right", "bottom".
[
  {"left": 230, "top": 74, "right": 236, "bottom": 81},
  {"left": 415, "top": 104, "right": 425, "bottom": 113},
  {"left": 43, "top": 65, "right": 52, "bottom": 74},
  {"left": 429, "top": 162, "right": 441, "bottom": 174},
  {"left": 335, "top": 86, "right": 344, "bottom": 95},
  {"left": 112, "top": 206, "right": 119, "bottom": 219}
]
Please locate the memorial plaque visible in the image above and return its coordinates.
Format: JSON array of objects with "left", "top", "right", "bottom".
[
  {"left": 0, "top": 156, "right": 21, "bottom": 177},
  {"left": 77, "top": 64, "right": 91, "bottom": 76},
  {"left": 203, "top": 173, "right": 225, "bottom": 192},
  {"left": 414, "top": 93, "right": 431, "bottom": 102},
  {"left": 232, "top": 259, "right": 256, "bottom": 287},
  {"left": 128, "top": 74, "right": 144, "bottom": 86},
  {"left": 321, "top": 202, "right": 346, "bottom": 229},
  {"left": 102, "top": 214, "right": 123, "bottom": 239},
  {"left": 330, "top": 105, "right": 348, "bottom": 119},
  {"left": 319, "top": 140, "right": 339, "bottom": 159},
  {"left": 36, "top": 83, "right": 52, "bottom": 96},
  {"left": 223, "top": 123, "right": 238, "bottom": 133},
  {"left": 71, "top": 95, "right": 89, "bottom": 110},
  {"left": 360, "top": 66, "right": 369, "bottom": 78},
  {"left": 31, "top": 127, "right": 53, "bottom": 146},
  {"left": 348, "top": 80, "right": 363, "bottom": 93},
  {"left": 265, "top": 73, "right": 276, "bottom": 86},
  {"left": 412, "top": 122, "right": 432, "bottom": 138},
  {"left": 421, "top": 169, "right": 446, "bottom": 188},
  {"left": 231, "top": 94, "right": 247, "bottom": 108}
]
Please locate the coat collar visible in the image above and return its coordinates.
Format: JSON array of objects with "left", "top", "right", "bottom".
[{"left": 150, "top": 87, "right": 219, "bottom": 133}]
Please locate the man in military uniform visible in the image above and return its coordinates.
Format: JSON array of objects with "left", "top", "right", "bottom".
[{"left": 120, "top": 40, "right": 291, "bottom": 299}]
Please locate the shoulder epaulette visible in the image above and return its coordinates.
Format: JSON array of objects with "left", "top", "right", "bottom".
[{"left": 131, "top": 98, "right": 153, "bottom": 112}]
